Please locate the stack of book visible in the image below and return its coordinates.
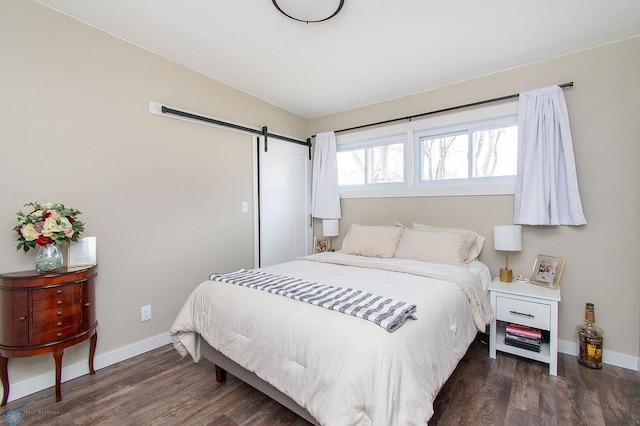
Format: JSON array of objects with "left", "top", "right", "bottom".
[{"left": 504, "top": 323, "right": 542, "bottom": 352}]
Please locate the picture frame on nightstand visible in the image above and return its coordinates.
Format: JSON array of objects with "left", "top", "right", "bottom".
[
  {"left": 313, "top": 236, "right": 328, "bottom": 253},
  {"left": 529, "top": 254, "right": 565, "bottom": 289}
]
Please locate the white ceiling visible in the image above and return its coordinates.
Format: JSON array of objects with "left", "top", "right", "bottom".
[{"left": 36, "top": 0, "right": 640, "bottom": 118}]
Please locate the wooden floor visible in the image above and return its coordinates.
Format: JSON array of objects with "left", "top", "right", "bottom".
[{"left": 2, "top": 336, "right": 639, "bottom": 425}]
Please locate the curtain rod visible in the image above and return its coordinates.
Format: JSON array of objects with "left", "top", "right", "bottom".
[
  {"left": 312, "top": 82, "right": 574, "bottom": 137},
  {"left": 160, "top": 106, "right": 312, "bottom": 157}
]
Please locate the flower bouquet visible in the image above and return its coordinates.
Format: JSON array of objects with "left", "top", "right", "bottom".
[
  {"left": 15, "top": 202, "right": 85, "bottom": 252},
  {"left": 14, "top": 202, "right": 85, "bottom": 272}
]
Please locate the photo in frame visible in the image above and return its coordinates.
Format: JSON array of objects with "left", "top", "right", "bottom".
[
  {"left": 314, "top": 236, "right": 328, "bottom": 253},
  {"left": 68, "top": 236, "right": 97, "bottom": 268},
  {"left": 529, "top": 254, "right": 565, "bottom": 289}
]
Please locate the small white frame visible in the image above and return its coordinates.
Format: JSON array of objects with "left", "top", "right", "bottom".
[{"left": 68, "top": 236, "right": 97, "bottom": 268}]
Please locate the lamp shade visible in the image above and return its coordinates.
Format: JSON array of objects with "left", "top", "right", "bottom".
[
  {"left": 322, "top": 219, "right": 339, "bottom": 237},
  {"left": 272, "top": 0, "right": 344, "bottom": 23},
  {"left": 493, "top": 225, "right": 522, "bottom": 251}
]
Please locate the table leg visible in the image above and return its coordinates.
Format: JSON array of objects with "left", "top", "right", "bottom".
[
  {"left": 1, "top": 356, "right": 8, "bottom": 407},
  {"left": 89, "top": 332, "right": 97, "bottom": 375},
  {"left": 53, "top": 346, "right": 63, "bottom": 402}
]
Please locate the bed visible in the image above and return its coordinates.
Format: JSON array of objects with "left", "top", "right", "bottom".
[{"left": 170, "top": 224, "right": 494, "bottom": 425}]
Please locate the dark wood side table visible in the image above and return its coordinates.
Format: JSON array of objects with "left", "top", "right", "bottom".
[{"left": 0, "top": 265, "right": 98, "bottom": 406}]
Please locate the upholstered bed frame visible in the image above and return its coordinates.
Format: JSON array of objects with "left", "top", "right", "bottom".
[{"left": 200, "top": 336, "right": 320, "bottom": 425}]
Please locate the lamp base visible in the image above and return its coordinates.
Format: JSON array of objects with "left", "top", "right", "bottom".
[
  {"left": 327, "top": 237, "right": 335, "bottom": 252},
  {"left": 500, "top": 268, "right": 513, "bottom": 283}
]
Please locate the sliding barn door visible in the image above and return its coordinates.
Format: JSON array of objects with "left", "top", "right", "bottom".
[{"left": 257, "top": 136, "right": 312, "bottom": 267}]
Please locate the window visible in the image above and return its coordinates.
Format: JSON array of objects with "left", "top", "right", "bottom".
[
  {"left": 335, "top": 102, "right": 519, "bottom": 198},
  {"left": 337, "top": 135, "right": 405, "bottom": 187},
  {"left": 416, "top": 117, "right": 517, "bottom": 186}
]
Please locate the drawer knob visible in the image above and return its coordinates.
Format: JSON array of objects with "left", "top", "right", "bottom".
[
  {"left": 84, "top": 302, "right": 91, "bottom": 307},
  {"left": 509, "top": 310, "right": 534, "bottom": 318},
  {"left": 57, "top": 300, "right": 63, "bottom": 306},
  {"left": 56, "top": 289, "right": 63, "bottom": 295},
  {"left": 19, "top": 316, "right": 27, "bottom": 321},
  {"left": 57, "top": 311, "right": 63, "bottom": 317},
  {"left": 57, "top": 321, "right": 63, "bottom": 327},
  {"left": 56, "top": 332, "right": 63, "bottom": 337}
]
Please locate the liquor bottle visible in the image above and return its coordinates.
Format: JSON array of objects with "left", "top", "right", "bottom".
[{"left": 576, "top": 302, "right": 604, "bottom": 369}]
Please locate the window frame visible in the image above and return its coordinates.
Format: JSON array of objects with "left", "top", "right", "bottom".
[
  {"left": 414, "top": 115, "right": 518, "bottom": 189},
  {"left": 337, "top": 134, "right": 407, "bottom": 190}
]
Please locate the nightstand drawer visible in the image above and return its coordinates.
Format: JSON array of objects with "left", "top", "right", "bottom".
[{"left": 496, "top": 296, "right": 551, "bottom": 330}]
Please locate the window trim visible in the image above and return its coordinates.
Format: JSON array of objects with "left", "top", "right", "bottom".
[
  {"left": 337, "top": 133, "right": 407, "bottom": 188},
  {"left": 414, "top": 115, "right": 518, "bottom": 188}
]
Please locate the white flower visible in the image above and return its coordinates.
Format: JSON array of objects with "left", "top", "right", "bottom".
[
  {"left": 59, "top": 216, "right": 72, "bottom": 231},
  {"left": 21, "top": 223, "right": 39, "bottom": 241},
  {"left": 42, "top": 217, "right": 62, "bottom": 237}
]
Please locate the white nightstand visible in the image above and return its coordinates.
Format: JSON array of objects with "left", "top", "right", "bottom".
[{"left": 488, "top": 277, "right": 561, "bottom": 376}]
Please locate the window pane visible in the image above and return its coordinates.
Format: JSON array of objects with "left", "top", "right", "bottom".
[
  {"left": 367, "top": 143, "right": 404, "bottom": 183},
  {"left": 337, "top": 149, "right": 365, "bottom": 185},
  {"left": 472, "top": 125, "right": 517, "bottom": 177},
  {"left": 421, "top": 134, "right": 469, "bottom": 181}
]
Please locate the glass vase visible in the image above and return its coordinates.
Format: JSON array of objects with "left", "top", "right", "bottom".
[{"left": 35, "top": 243, "right": 64, "bottom": 272}]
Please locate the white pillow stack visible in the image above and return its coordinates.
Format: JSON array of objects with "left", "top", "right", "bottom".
[{"left": 339, "top": 222, "right": 486, "bottom": 266}]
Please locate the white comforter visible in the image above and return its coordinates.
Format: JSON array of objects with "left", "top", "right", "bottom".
[{"left": 170, "top": 252, "right": 494, "bottom": 425}]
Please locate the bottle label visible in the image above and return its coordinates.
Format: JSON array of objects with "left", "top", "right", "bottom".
[{"left": 577, "top": 326, "right": 603, "bottom": 368}]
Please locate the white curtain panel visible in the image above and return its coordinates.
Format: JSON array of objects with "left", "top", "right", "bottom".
[
  {"left": 514, "top": 85, "right": 586, "bottom": 226},
  {"left": 312, "top": 131, "right": 341, "bottom": 219}
]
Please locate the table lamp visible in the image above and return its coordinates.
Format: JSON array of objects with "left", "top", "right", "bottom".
[
  {"left": 493, "top": 225, "right": 522, "bottom": 282},
  {"left": 322, "top": 219, "right": 339, "bottom": 252}
]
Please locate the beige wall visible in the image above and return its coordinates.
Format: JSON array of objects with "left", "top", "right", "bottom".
[
  {"left": 0, "top": 0, "right": 307, "bottom": 384},
  {"left": 310, "top": 37, "right": 640, "bottom": 360}
]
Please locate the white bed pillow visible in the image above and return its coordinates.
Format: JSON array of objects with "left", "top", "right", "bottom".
[
  {"left": 394, "top": 228, "right": 475, "bottom": 267},
  {"left": 412, "top": 222, "right": 486, "bottom": 263},
  {"left": 340, "top": 224, "right": 404, "bottom": 258}
]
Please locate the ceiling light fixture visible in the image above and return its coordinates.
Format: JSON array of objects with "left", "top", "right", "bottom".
[{"left": 272, "top": 0, "right": 344, "bottom": 23}]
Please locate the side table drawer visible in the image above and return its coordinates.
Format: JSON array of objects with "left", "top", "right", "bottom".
[
  {"left": 32, "top": 311, "right": 82, "bottom": 335},
  {"left": 32, "top": 285, "right": 81, "bottom": 311},
  {"left": 31, "top": 324, "right": 82, "bottom": 345},
  {"left": 32, "top": 304, "right": 82, "bottom": 323},
  {"left": 496, "top": 296, "right": 551, "bottom": 330},
  {"left": 32, "top": 284, "right": 80, "bottom": 301}
]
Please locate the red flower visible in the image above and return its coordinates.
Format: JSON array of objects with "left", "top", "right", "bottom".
[
  {"left": 36, "top": 235, "right": 54, "bottom": 246},
  {"left": 68, "top": 216, "right": 76, "bottom": 223}
]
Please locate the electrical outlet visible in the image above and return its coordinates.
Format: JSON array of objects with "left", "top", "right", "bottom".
[{"left": 141, "top": 305, "right": 151, "bottom": 322}]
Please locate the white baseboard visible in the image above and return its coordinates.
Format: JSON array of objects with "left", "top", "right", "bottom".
[
  {"left": 558, "top": 338, "right": 639, "bottom": 371},
  {"left": 5, "top": 332, "right": 172, "bottom": 404}
]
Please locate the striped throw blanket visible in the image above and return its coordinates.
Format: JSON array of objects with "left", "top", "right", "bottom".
[{"left": 209, "top": 269, "right": 417, "bottom": 332}]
